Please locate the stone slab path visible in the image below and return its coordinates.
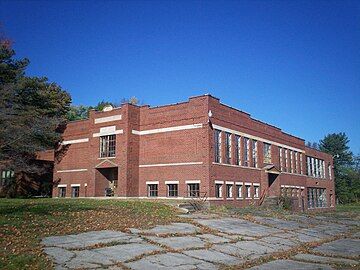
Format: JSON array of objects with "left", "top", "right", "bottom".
[{"left": 42, "top": 213, "right": 360, "bottom": 269}]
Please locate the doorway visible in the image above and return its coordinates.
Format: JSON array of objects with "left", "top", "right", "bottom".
[{"left": 96, "top": 167, "right": 118, "bottom": 196}]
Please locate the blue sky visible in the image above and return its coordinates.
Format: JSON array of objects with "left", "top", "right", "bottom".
[{"left": 1, "top": 0, "right": 359, "bottom": 153}]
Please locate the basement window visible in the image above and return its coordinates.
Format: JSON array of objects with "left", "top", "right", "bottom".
[
  {"left": 187, "top": 183, "right": 200, "bottom": 197},
  {"left": 167, "top": 184, "right": 178, "bottom": 197},
  {"left": 147, "top": 184, "right": 158, "bottom": 197},
  {"left": 226, "top": 184, "right": 233, "bottom": 198},
  {"left": 245, "top": 184, "right": 251, "bottom": 198},
  {"left": 71, "top": 186, "right": 79, "bottom": 198},
  {"left": 236, "top": 184, "right": 243, "bottom": 198},
  {"left": 215, "top": 184, "right": 223, "bottom": 198},
  {"left": 58, "top": 187, "right": 66, "bottom": 198},
  {"left": 254, "top": 185, "right": 260, "bottom": 198}
]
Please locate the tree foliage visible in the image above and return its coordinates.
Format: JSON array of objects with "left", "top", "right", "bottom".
[
  {"left": 0, "top": 39, "right": 71, "bottom": 197},
  {"left": 319, "top": 133, "right": 359, "bottom": 203},
  {"left": 67, "top": 97, "right": 141, "bottom": 121}
]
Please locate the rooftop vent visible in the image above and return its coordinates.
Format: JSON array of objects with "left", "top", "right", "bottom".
[{"left": 103, "top": 105, "right": 114, "bottom": 112}]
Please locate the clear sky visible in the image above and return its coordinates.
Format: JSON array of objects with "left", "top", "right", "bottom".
[{"left": 1, "top": 0, "right": 359, "bottom": 153}]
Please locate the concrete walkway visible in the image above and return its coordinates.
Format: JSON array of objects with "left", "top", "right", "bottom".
[{"left": 42, "top": 213, "right": 359, "bottom": 269}]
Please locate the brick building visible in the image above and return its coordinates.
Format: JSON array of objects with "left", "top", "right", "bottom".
[{"left": 53, "top": 94, "right": 335, "bottom": 210}]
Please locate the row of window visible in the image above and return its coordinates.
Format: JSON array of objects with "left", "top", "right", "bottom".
[
  {"left": 307, "top": 188, "right": 328, "bottom": 208},
  {"left": 58, "top": 186, "right": 79, "bottom": 198},
  {"left": 279, "top": 148, "right": 303, "bottom": 174},
  {"left": 306, "top": 156, "right": 330, "bottom": 179},
  {"left": 215, "top": 182, "right": 260, "bottom": 199},
  {"left": 147, "top": 183, "right": 200, "bottom": 197},
  {"left": 214, "top": 130, "right": 263, "bottom": 168}
]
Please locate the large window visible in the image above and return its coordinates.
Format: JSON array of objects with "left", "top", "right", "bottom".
[
  {"left": 225, "top": 132, "right": 232, "bottom": 164},
  {"left": 295, "top": 152, "right": 299, "bottom": 174},
  {"left": 307, "top": 188, "right": 327, "bottom": 208},
  {"left": 263, "top": 143, "right": 271, "bottom": 164},
  {"left": 290, "top": 150, "right": 293, "bottom": 173},
  {"left": 306, "top": 156, "right": 326, "bottom": 179},
  {"left": 188, "top": 183, "right": 200, "bottom": 197},
  {"left": 279, "top": 148, "right": 284, "bottom": 171},
  {"left": 100, "top": 135, "right": 116, "bottom": 158},
  {"left": 234, "top": 135, "right": 241, "bottom": 165},
  {"left": 147, "top": 184, "right": 158, "bottom": 197},
  {"left": 300, "top": 154, "right": 303, "bottom": 175},
  {"left": 214, "top": 130, "right": 222, "bottom": 163},
  {"left": 58, "top": 187, "right": 66, "bottom": 198},
  {"left": 243, "top": 137, "right": 250, "bottom": 166},
  {"left": 71, "top": 186, "right": 79, "bottom": 197},
  {"left": 328, "top": 165, "right": 332, "bottom": 180},
  {"left": 167, "top": 184, "right": 178, "bottom": 197},
  {"left": 252, "top": 140, "right": 257, "bottom": 168},
  {"left": 285, "top": 149, "right": 288, "bottom": 172}
]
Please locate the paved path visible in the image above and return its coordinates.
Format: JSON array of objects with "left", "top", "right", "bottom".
[{"left": 42, "top": 213, "right": 359, "bottom": 269}]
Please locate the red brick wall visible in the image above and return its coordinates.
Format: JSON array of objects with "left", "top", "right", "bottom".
[{"left": 51, "top": 94, "right": 335, "bottom": 210}]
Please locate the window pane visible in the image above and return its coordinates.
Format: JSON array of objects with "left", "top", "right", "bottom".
[
  {"left": 167, "top": 184, "right": 178, "bottom": 197},
  {"left": 188, "top": 183, "right": 200, "bottom": 197},
  {"left": 263, "top": 143, "right": 271, "bottom": 164},
  {"left": 225, "top": 132, "right": 232, "bottom": 164},
  {"left": 100, "top": 135, "right": 116, "bottom": 158},
  {"left": 148, "top": 184, "right": 158, "bottom": 197},
  {"left": 214, "top": 130, "right": 222, "bottom": 163}
]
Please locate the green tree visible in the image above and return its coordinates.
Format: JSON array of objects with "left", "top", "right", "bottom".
[
  {"left": 93, "top": 100, "right": 115, "bottom": 111},
  {"left": 67, "top": 105, "right": 90, "bottom": 121},
  {"left": 319, "top": 133, "right": 357, "bottom": 203},
  {"left": 0, "top": 38, "right": 71, "bottom": 197},
  {"left": 65, "top": 97, "right": 142, "bottom": 121}
]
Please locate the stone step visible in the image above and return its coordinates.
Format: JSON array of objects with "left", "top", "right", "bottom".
[
  {"left": 178, "top": 203, "right": 196, "bottom": 213},
  {"left": 261, "top": 196, "right": 279, "bottom": 208}
]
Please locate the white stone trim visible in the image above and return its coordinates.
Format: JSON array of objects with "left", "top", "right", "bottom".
[
  {"left": 139, "top": 162, "right": 203, "bottom": 168},
  {"left": 212, "top": 162, "right": 261, "bottom": 170},
  {"left": 215, "top": 180, "right": 224, "bottom": 184},
  {"left": 282, "top": 172, "right": 306, "bottom": 177},
  {"left": 235, "top": 182, "right": 243, "bottom": 185},
  {"left": 71, "top": 184, "right": 80, "bottom": 187},
  {"left": 146, "top": 181, "right": 159, "bottom": 185},
  {"left": 94, "top": 114, "right": 122, "bottom": 124},
  {"left": 253, "top": 183, "right": 260, "bottom": 186},
  {"left": 165, "top": 180, "right": 179, "bottom": 184},
  {"left": 132, "top": 123, "right": 203, "bottom": 136},
  {"left": 138, "top": 196, "right": 186, "bottom": 200},
  {"left": 244, "top": 182, "right": 252, "bottom": 186},
  {"left": 226, "top": 181, "right": 234, "bottom": 185},
  {"left": 93, "top": 129, "right": 123, "bottom": 137},
  {"left": 57, "top": 169, "right": 88, "bottom": 173},
  {"left": 212, "top": 124, "right": 304, "bottom": 153},
  {"left": 185, "top": 180, "right": 200, "bottom": 184},
  {"left": 62, "top": 138, "right": 89, "bottom": 145},
  {"left": 57, "top": 184, "right": 67, "bottom": 187},
  {"left": 281, "top": 184, "right": 305, "bottom": 189},
  {"left": 207, "top": 197, "right": 225, "bottom": 201}
]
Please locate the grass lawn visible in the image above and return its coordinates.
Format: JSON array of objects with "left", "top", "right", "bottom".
[
  {"left": 335, "top": 202, "right": 360, "bottom": 212},
  {"left": 0, "top": 198, "right": 182, "bottom": 270}
]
